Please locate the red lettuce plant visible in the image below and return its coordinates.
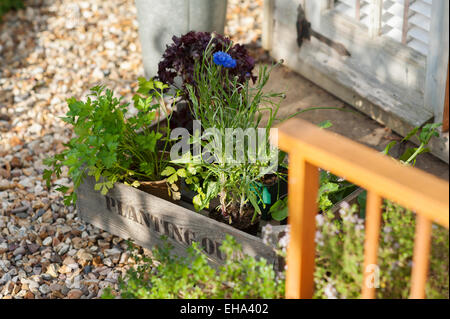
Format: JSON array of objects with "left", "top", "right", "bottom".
[
  {"left": 157, "top": 31, "right": 257, "bottom": 131},
  {"left": 157, "top": 31, "right": 257, "bottom": 97}
]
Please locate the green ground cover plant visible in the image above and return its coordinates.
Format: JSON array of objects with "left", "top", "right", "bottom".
[
  {"left": 314, "top": 201, "right": 449, "bottom": 299},
  {"left": 104, "top": 197, "right": 448, "bottom": 299},
  {"left": 103, "top": 235, "right": 286, "bottom": 299}
]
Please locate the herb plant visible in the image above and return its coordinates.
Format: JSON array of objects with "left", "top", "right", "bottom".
[
  {"left": 43, "top": 78, "right": 183, "bottom": 204},
  {"left": 103, "top": 235, "right": 285, "bottom": 299},
  {"left": 269, "top": 196, "right": 288, "bottom": 222},
  {"left": 357, "top": 122, "right": 443, "bottom": 216},
  {"left": 382, "top": 122, "right": 442, "bottom": 166},
  {"left": 170, "top": 38, "right": 339, "bottom": 224},
  {"left": 157, "top": 31, "right": 258, "bottom": 132},
  {"left": 314, "top": 201, "right": 449, "bottom": 299}
]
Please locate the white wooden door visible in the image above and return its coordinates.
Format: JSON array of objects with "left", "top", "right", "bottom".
[
  {"left": 304, "top": 0, "right": 448, "bottom": 123},
  {"left": 266, "top": 0, "right": 449, "bottom": 162}
]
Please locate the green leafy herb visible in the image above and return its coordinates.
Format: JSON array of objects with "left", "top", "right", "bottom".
[{"left": 43, "top": 79, "right": 181, "bottom": 204}]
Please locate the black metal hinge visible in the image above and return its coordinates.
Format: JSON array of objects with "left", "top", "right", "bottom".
[{"left": 296, "top": 4, "right": 351, "bottom": 57}]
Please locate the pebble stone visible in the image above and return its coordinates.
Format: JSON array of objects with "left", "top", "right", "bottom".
[{"left": 0, "top": 0, "right": 261, "bottom": 299}]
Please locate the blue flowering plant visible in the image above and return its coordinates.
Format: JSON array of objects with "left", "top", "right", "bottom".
[
  {"left": 158, "top": 31, "right": 256, "bottom": 97},
  {"left": 166, "top": 38, "right": 289, "bottom": 230},
  {"left": 157, "top": 31, "right": 256, "bottom": 131},
  {"left": 213, "top": 51, "right": 237, "bottom": 69},
  {"left": 163, "top": 35, "right": 340, "bottom": 231}
]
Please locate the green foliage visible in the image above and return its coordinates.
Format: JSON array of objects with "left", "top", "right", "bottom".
[
  {"left": 269, "top": 196, "right": 288, "bottom": 221},
  {"left": 313, "top": 202, "right": 449, "bottom": 299},
  {"left": 107, "top": 235, "right": 285, "bottom": 299},
  {"left": 181, "top": 40, "right": 329, "bottom": 220},
  {"left": 316, "top": 122, "right": 442, "bottom": 217},
  {"left": 357, "top": 122, "right": 443, "bottom": 216},
  {"left": 318, "top": 120, "right": 333, "bottom": 129},
  {"left": 43, "top": 79, "right": 180, "bottom": 204},
  {"left": 270, "top": 122, "right": 442, "bottom": 221},
  {"left": 317, "top": 170, "right": 358, "bottom": 212},
  {"left": 383, "top": 122, "right": 442, "bottom": 166},
  {"left": 269, "top": 169, "right": 357, "bottom": 222},
  {"left": 0, "top": 0, "right": 23, "bottom": 21}
]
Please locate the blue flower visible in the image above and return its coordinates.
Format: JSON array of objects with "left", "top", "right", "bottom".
[
  {"left": 223, "top": 58, "right": 236, "bottom": 68},
  {"left": 213, "top": 51, "right": 236, "bottom": 68},
  {"left": 213, "top": 51, "right": 229, "bottom": 65}
]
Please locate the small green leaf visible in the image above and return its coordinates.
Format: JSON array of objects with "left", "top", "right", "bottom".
[
  {"left": 176, "top": 169, "right": 187, "bottom": 178},
  {"left": 318, "top": 120, "right": 333, "bottom": 129},
  {"left": 186, "top": 164, "right": 197, "bottom": 175},
  {"left": 271, "top": 206, "right": 288, "bottom": 221},
  {"left": 101, "top": 185, "right": 109, "bottom": 195},
  {"left": 161, "top": 166, "right": 176, "bottom": 176},
  {"left": 357, "top": 190, "right": 367, "bottom": 218},
  {"left": 55, "top": 185, "right": 69, "bottom": 194},
  {"left": 94, "top": 169, "right": 101, "bottom": 182},
  {"left": 167, "top": 173, "right": 178, "bottom": 184},
  {"left": 382, "top": 141, "right": 397, "bottom": 156},
  {"left": 401, "top": 127, "right": 420, "bottom": 143},
  {"left": 131, "top": 180, "right": 140, "bottom": 188},
  {"left": 399, "top": 148, "right": 417, "bottom": 162},
  {"left": 192, "top": 194, "right": 205, "bottom": 211}
]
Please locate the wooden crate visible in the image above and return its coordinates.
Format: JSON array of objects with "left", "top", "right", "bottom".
[{"left": 76, "top": 176, "right": 277, "bottom": 267}]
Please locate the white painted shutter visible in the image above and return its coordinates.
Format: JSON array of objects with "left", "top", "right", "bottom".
[
  {"left": 334, "top": 0, "right": 358, "bottom": 18},
  {"left": 382, "top": 0, "right": 432, "bottom": 55},
  {"left": 405, "top": 0, "right": 432, "bottom": 55},
  {"left": 359, "top": 0, "right": 372, "bottom": 27},
  {"left": 333, "top": 0, "right": 433, "bottom": 56},
  {"left": 334, "top": 0, "right": 372, "bottom": 26}
]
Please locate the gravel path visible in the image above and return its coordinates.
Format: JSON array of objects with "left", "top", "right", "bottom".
[{"left": 0, "top": 0, "right": 263, "bottom": 299}]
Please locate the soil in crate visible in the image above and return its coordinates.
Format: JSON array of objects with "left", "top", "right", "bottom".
[{"left": 208, "top": 204, "right": 260, "bottom": 236}]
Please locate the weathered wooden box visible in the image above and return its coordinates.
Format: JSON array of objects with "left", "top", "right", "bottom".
[{"left": 76, "top": 176, "right": 277, "bottom": 267}]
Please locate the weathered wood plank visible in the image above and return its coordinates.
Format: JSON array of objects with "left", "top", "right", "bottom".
[
  {"left": 262, "top": 0, "right": 275, "bottom": 51},
  {"left": 369, "top": 0, "right": 383, "bottom": 38},
  {"left": 76, "top": 176, "right": 276, "bottom": 267},
  {"left": 443, "top": 64, "right": 449, "bottom": 132},
  {"left": 424, "top": 0, "right": 449, "bottom": 123}
]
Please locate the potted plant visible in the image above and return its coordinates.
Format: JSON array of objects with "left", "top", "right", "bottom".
[
  {"left": 43, "top": 76, "right": 281, "bottom": 267},
  {"left": 43, "top": 32, "right": 336, "bottom": 267},
  {"left": 162, "top": 39, "right": 291, "bottom": 234}
]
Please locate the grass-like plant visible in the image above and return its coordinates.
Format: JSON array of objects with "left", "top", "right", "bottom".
[
  {"left": 172, "top": 39, "right": 338, "bottom": 223},
  {"left": 172, "top": 39, "right": 285, "bottom": 222}
]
